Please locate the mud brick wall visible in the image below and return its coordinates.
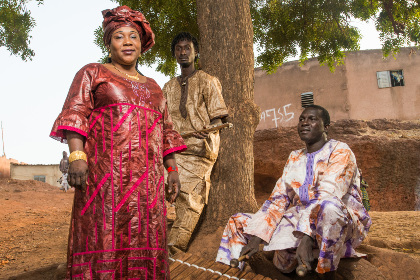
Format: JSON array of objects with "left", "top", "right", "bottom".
[{"left": 253, "top": 119, "right": 420, "bottom": 211}]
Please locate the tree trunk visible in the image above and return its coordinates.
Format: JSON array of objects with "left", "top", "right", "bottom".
[{"left": 196, "top": 0, "right": 260, "bottom": 229}]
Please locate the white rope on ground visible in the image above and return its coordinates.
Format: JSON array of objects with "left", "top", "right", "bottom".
[{"left": 169, "top": 257, "right": 246, "bottom": 280}]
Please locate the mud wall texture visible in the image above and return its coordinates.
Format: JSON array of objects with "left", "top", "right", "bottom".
[
  {"left": 255, "top": 48, "right": 420, "bottom": 130},
  {"left": 10, "top": 164, "right": 62, "bottom": 188},
  {"left": 0, "top": 156, "right": 19, "bottom": 178},
  {"left": 254, "top": 119, "right": 420, "bottom": 211}
]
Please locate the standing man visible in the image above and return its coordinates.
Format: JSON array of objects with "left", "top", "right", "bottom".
[
  {"left": 59, "top": 151, "right": 69, "bottom": 192},
  {"left": 163, "top": 32, "right": 229, "bottom": 253}
]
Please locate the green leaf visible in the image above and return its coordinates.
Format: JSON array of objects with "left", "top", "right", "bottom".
[
  {"left": 91, "top": 0, "right": 420, "bottom": 75},
  {"left": 0, "top": 0, "right": 41, "bottom": 61}
]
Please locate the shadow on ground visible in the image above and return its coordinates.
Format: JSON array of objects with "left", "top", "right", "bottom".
[{"left": 5, "top": 263, "right": 65, "bottom": 280}]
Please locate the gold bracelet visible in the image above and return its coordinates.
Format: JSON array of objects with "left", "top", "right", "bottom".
[{"left": 69, "top": 151, "right": 87, "bottom": 163}]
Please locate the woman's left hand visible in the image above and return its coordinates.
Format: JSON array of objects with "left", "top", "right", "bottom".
[{"left": 166, "top": 171, "right": 181, "bottom": 203}]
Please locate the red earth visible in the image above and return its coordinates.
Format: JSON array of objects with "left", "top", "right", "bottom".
[{"left": 0, "top": 178, "right": 419, "bottom": 280}]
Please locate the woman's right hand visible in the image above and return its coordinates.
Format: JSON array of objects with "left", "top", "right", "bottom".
[
  {"left": 66, "top": 131, "right": 88, "bottom": 192},
  {"left": 68, "top": 159, "right": 88, "bottom": 192}
]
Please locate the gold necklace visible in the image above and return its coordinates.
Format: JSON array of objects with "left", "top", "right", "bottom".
[
  {"left": 112, "top": 64, "right": 140, "bottom": 81},
  {"left": 179, "top": 70, "right": 197, "bottom": 86}
]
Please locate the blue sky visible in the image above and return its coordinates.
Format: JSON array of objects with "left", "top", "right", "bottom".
[{"left": 0, "top": 0, "right": 382, "bottom": 164}]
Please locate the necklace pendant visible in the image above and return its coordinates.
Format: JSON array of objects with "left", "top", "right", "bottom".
[{"left": 112, "top": 63, "right": 140, "bottom": 81}]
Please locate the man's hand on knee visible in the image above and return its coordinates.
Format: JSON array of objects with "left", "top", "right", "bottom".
[
  {"left": 240, "top": 236, "right": 263, "bottom": 258},
  {"left": 296, "top": 234, "right": 315, "bottom": 270}
]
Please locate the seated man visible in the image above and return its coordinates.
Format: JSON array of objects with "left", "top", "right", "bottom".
[{"left": 216, "top": 105, "right": 371, "bottom": 279}]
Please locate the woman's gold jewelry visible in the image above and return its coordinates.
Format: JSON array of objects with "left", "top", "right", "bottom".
[
  {"left": 69, "top": 151, "right": 87, "bottom": 163},
  {"left": 108, "top": 52, "right": 111, "bottom": 58},
  {"left": 111, "top": 63, "right": 140, "bottom": 81}
]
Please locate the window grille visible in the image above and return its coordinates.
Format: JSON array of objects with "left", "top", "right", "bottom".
[{"left": 34, "top": 175, "right": 46, "bottom": 182}]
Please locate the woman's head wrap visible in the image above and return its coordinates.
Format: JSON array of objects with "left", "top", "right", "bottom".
[{"left": 102, "top": 5, "right": 155, "bottom": 54}]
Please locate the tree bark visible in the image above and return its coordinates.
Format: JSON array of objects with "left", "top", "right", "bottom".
[{"left": 196, "top": 0, "right": 260, "bottom": 229}]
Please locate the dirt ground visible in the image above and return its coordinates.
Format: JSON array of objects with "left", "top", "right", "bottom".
[
  {"left": 0, "top": 179, "right": 71, "bottom": 280},
  {"left": 0, "top": 178, "right": 419, "bottom": 280}
]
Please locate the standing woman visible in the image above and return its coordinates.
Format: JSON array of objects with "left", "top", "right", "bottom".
[{"left": 50, "top": 6, "right": 186, "bottom": 279}]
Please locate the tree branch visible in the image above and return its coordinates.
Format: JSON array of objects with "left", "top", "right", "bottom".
[{"left": 382, "top": 0, "right": 405, "bottom": 36}]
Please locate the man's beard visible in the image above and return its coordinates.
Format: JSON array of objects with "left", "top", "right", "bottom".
[{"left": 179, "top": 61, "right": 192, "bottom": 68}]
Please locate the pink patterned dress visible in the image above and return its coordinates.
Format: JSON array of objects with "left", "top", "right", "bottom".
[{"left": 50, "top": 63, "right": 186, "bottom": 279}]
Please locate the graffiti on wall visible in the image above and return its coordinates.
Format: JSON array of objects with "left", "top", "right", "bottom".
[{"left": 260, "top": 104, "right": 295, "bottom": 128}]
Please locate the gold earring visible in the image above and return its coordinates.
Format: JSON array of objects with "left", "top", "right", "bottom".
[{"left": 108, "top": 52, "right": 112, "bottom": 58}]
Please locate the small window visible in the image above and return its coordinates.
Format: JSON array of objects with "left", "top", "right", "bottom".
[
  {"left": 377, "top": 70, "right": 404, "bottom": 88},
  {"left": 390, "top": 70, "right": 404, "bottom": 87},
  {"left": 34, "top": 175, "right": 46, "bottom": 182}
]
